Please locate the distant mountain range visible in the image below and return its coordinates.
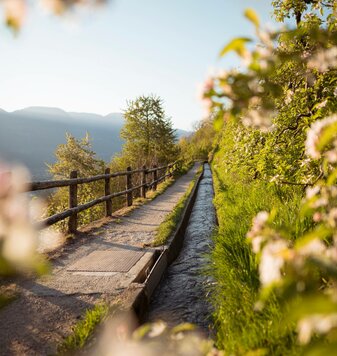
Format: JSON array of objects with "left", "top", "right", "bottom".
[{"left": 0, "top": 107, "right": 190, "bottom": 180}]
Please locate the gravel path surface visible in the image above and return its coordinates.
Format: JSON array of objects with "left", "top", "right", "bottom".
[{"left": 0, "top": 165, "right": 199, "bottom": 356}]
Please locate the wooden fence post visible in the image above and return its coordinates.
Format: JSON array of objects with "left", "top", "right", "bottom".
[
  {"left": 141, "top": 165, "right": 147, "bottom": 198},
  {"left": 152, "top": 165, "right": 158, "bottom": 191},
  {"left": 126, "top": 166, "right": 133, "bottom": 206},
  {"left": 105, "top": 168, "right": 112, "bottom": 216},
  {"left": 68, "top": 170, "right": 78, "bottom": 233}
]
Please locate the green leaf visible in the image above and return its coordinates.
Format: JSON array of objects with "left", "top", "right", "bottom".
[
  {"left": 327, "top": 168, "right": 337, "bottom": 185},
  {"left": 171, "top": 323, "right": 196, "bottom": 334},
  {"left": 132, "top": 324, "right": 152, "bottom": 340},
  {"left": 244, "top": 8, "right": 260, "bottom": 29},
  {"left": 219, "top": 37, "right": 252, "bottom": 58},
  {"left": 214, "top": 114, "right": 224, "bottom": 131}
]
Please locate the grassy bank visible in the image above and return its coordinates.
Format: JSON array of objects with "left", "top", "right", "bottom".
[
  {"left": 152, "top": 164, "right": 202, "bottom": 247},
  {"left": 209, "top": 157, "right": 313, "bottom": 354}
]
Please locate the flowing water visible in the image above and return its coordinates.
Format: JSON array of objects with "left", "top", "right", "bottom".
[{"left": 147, "top": 163, "right": 216, "bottom": 333}]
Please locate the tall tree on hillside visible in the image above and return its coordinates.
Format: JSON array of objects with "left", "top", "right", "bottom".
[{"left": 120, "top": 95, "right": 178, "bottom": 167}]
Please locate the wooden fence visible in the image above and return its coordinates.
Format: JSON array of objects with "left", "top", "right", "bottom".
[{"left": 29, "top": 162, "right": 179, "bottom": 233}]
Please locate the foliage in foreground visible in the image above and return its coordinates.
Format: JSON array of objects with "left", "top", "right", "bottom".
[
  {"left": 202, "top": 0, "right": 337, "bottom": 354},
  {"left": 1, "top": 0, "right": 108, "bottom": 34},
  {"left": 210, "top": 145, "right": 306, "bottom": 354},
  {"left": 69, "top": 310, "right": 222, "bottom": 356},
  {"left": 0, "top": 164, "right": 51, "bottom": 276}
]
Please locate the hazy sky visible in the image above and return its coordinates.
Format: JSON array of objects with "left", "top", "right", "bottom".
[{"left": 0, "top": 0, "right": 275, "bottom": 130}]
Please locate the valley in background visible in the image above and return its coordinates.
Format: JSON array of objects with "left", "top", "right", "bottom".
[{"left": 0, "top": 107, "right": 189, "bottom": 180}]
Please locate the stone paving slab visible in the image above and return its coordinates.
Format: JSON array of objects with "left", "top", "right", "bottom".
[
  {"left": 0, "top": 164, "right": 199, "bottom": 356},
  {"left": 67, "top": 250, "right": 145, "bottom": 273}
]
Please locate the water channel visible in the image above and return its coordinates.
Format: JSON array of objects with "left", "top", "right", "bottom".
[{"left": 147, "top": 163, "right": 217, "bottom": 333}]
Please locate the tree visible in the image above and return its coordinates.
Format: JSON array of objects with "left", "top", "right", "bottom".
[
  {"left": 119, "top": 95, "right": 178, "bottom": 168},
  {"left": 47, "top": 132, "right": 104, "bottom": 178},
  {"left": 201, "top": 2, "right": 337, "bottom": 184},
  {"left": 178, "top": 118, "right": 216, "bottom": 162},
  {"left": 272, "top": 0, "right": 336, "bottom": 26},
  {"left": 47, "top": 133, "right": 105, "bottom": 230}
]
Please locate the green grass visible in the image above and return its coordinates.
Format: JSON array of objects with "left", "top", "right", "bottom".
[
  {"left": 209, "top": 162, "right": 313, "bottom": 355},
  {"left": 57, "top": 303, "right": 110, "bottom": 355},
  {"left": 152, "top": 165, "right": 202, "bottom": 247}
]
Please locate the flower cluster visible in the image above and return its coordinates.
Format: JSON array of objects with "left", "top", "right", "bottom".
[
  {"left": 247, "top": 211, "right": 291, "bottom": 286},
  {"left": 241, "top": 109, "right": 273, "bottom": 133},
  {"left": 247, "top": 115, "right": 337, "bottom": 340},
  {"left": 0, "top": 162, "right": 61, "bottom": 274},
  {"left": 201, "top": 3, "right": 337, "bottom": 353},
  {"left": 305, "top": 114, "right": 337, "bottom": 161},
  {"left": 307, "top": 47, "right": 337, "bottom": 73},
  {"left": 298, "top": 314, "right": 337, "bottom": 345},
  {"left": 1, "top": 0, "right": 108, "bottom": 32},
  {"left": 0, "top": 163, "right": 38, "bottom": 272},
  {"left": 247, "top": 206, "right": 337, "bottom": 343},
  {"left": 246, "top": 159, "right": 337, "bottom": 344}
]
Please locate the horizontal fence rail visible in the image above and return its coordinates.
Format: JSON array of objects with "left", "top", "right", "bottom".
[{"left": 29, "top": 161, "right": 180, "bottom": 233}]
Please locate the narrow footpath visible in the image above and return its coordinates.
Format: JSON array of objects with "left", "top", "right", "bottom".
[
  {"left": 147, "top": 164, "right": 216, "bottom": 333},
  {"left": 0, "top": 165, "right": 199, "bottom": 356}
]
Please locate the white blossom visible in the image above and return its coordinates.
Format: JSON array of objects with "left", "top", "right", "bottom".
[
  {"left": 0, "top": 163, "right": 60, "bottom": 271},
  {"left": 242, "top": 110, "right": 272, "bottom": 133},
  {"left": 257, "top": 29, "right": 274, "bottom": 49},
  {"left": 307, "top": 47, "right": 337, "bottom": 72},
  {"left": 298, "top": 314, "right": 337, "bottom": 344},
  {"left": 305, "top": 115, "right": 337, "bottom": 159},
  {"left": 259, "top": 239, "right": 288, "bottom": 286},
  {"left": 327, "top": 208, "right": 337, "bottom": 228},
  {"left": 326, "top": 149, "right": 337, "bottom": 163},
  {"left": 247, "top": 211, "right": 269, "bottom": 253},
  {"left": 270, "top": 174, "right": 280, "bottom": 183},
  {"left": 285, "top": 90, "right": 294, "bottom": 105},
  {"left": 304, "top": 185, "right": 320, "bottom": 199},
  {"left": 316, "top": 99, "right": 328, "bottom": 109},
  {"left": 312, "top": 197, "right": 329, "bottom": 208},
  {"left": 298, "top": 239, "right": 327, "bottom": 257},
  {"left": 220, "top": 83, "right": 233, "bottom": 97}
]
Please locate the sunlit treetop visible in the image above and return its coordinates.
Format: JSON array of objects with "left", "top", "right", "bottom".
[{"left": 272, "top": 0, "right": 337, "bottom": 26}]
